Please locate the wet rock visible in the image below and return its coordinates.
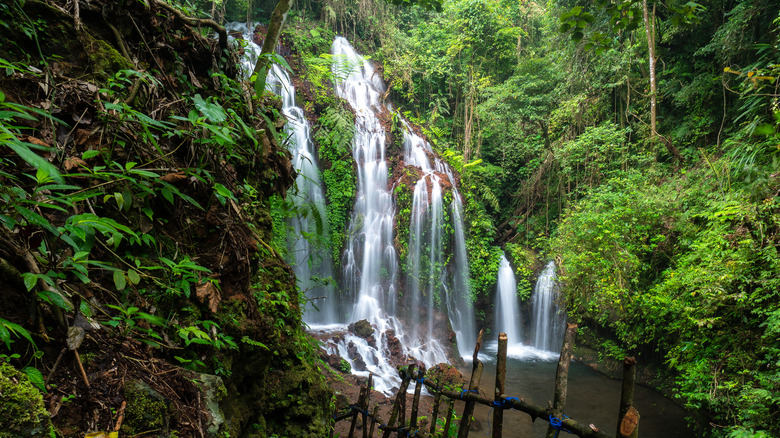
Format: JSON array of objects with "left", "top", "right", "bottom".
[
  {"left": 352, "top": 356, "right": 368, "bottom": 372},
  {"left": 123, "top": 380, "right": 170, "bottom": 435},
  {"left": 195, "top": 373, "right": 226, "bottom": 437},
  {"left": 348, "top": 319, "right": 374, "bottom": 339}
]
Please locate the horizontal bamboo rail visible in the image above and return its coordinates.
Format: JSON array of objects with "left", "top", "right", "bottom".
[{"left": 333, "top": 327, "right": 638, "bottom": 438}]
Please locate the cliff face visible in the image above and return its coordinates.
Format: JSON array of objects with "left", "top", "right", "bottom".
[{"left": 0, "top": 1, "right": 331, "bottom": 436}]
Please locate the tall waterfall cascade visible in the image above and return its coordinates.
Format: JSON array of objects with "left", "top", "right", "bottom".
[
  {"left": 227, "top": 26, "right": 478, "bottom": 393},
  {"left": 530, "top": 261, "right": 566, "bottom": 352}
]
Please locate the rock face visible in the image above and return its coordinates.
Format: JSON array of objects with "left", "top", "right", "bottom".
[
  {"left": 0, "top": 362, "right": 53, "bottom": 437},
  {"left": 123, "top": 380, "right": 170, "bottom": 435},
  {"left": 348, "top": 319, "right": 375, "bottom": 339}
]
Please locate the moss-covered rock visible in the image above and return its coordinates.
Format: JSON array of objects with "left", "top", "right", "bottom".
[
  {"left": 194, "top": 373, "right": 226, "bottom": 437},
  {"left": 0, "top": 362, "right": 53, "bottom": 437},
  {"left": 123, "top": 380, "right": 170, "bottom": 435}
]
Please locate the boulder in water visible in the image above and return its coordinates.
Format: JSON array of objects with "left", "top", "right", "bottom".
[{"left": 348, "top": 319, "right": 375, "bottom": 339}]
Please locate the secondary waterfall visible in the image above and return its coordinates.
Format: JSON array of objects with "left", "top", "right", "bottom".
[
  {"left": 530, "top": 261, "right": 566, "bottom": 352},
  {"left": 225, "top": 22, "right": 340, "bottom": 324},
  {"left": 266, "top": 63, "right": 339, "bottom": 324},
  {"left": 495, "top": 253, "right": 523, "bottom": 344}
]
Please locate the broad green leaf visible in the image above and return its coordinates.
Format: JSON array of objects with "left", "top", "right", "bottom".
[
  {"left": 193, "top": 94, "right": 226, "bottom": 123},
  {"left": 127, "top": 269, "right": 141, "bottom": 285},
  {"left": 23, "top": 367, "right": 45, "bottom": 391},
  {"left": 113, "top": 270, "right": 127, "bottom": 291},
  {"left": 82, "top": 150, "right": 100, "bottom": 159},
  {"left": 4, "top": 141, "right": 64, "bottom": 183}
]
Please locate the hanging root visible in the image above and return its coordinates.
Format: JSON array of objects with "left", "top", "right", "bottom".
[{"left": 153, "top": 0, "right": 227, "bottom": 51}]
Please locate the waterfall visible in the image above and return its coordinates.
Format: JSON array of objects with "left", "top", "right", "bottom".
[
  {"left": 225, "top": 22, "right": 340, "bottom": 324},
  {"left": 226, "top": 30, "right": 478, "bottom": 393},
  {"left": 260, "top": 63, "right": 338, "bottom": 326},
  {"left": 403, "top": 127, "right": 475, "bottom": 359},
  {"left": 530, "top": 261, "right": 566, "bottom": 352},
  {"left": 495, "top": 253, "right": 523, "bottom": 344}
]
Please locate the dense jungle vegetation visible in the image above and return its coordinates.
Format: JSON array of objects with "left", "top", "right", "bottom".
[
  {"left": 265, "top": 0, "right": 779, "bottom": 435},
  {"left": 0, "top": 0, "right": 778, "bottom": 437}
]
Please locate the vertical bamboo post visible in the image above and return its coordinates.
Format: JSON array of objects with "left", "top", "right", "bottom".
[
  {"left": 382, "top": 368, "right": 412, "bottom": 438},
  {"left": 458, "top": 328, "right": 485, "bottom": 438},
  {"left": 492, "top": 333, "right": 508, "bottom": 438},
  {"left": 430, "top": 392, "right": 442, "bottom": 436},
  {"left": 363, "top": 374, "right": 373, "bottom": 438},
  {"left": 442, "top": 399, "right": 455, "bottom": 438},
  {"left": 369, "top": 405, "right": 380, "bottom": 438},
  {"left": 350, "top": 386, "right": 366, "bottom": 438},
  {"left": 410, "top": 365, "right": 425, "bottom": 432},
  {"left": 545, "top": 323, "right": 578, "bottom": 438},
  {"left": 617, "top": 357, "right": 639, "bottom": 438}
]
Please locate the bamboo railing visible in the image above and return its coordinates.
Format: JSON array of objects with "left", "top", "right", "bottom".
[{"left": 333, "top": 325, "right": 640, "bottom": 438}]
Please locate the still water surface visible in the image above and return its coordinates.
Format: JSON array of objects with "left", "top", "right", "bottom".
[{"left": 458, "top": 343, "right": 693, "bottom": 438}]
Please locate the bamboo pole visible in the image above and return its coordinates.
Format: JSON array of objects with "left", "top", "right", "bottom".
[
  {"left": 430, "top": 392, "right": 442, "bottom": 436},
  {"left": 410, "top": 366, "right": 425, "bottom": 432},
  {"left": 458, "top": 328, "right": 485, "bottom": 438},
  {"left": 364, "top": 374, "right": 373, "bottom": 438},
  {"left": 617, "top": 357, "right": 639, "bottom": 438},
  {"left": 369, "top": 405, "right": 379, "bottom": 438},
  {"left": 546, "top": 323, "right": 578, "bottom": 438},
  {"left": 382, "top": 370, "right": 412, "bottom": 438},
  {"left": 349, "top": 386, "right": 366, "bottom": 438},
  {"left": 442, "top": 399, "right": 455, "bottom": 438},
  {"left": 492, "top": 333, "right": 508, "bottom": 438}
]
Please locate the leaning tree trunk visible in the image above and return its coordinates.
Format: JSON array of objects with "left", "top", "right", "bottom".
[{"left": 252, "top": 0, "right": 293, "bottom": 77}]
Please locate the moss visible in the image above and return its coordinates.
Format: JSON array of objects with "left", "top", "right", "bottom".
[
  {"left": 0, "top": 362, "right": 53, "bottom": 437},
  {"left": 82, "top": 34, "right": 132, "bottom": 82},
  {"left": 123, "top": 380, "right": 170, "bottom": 435}
]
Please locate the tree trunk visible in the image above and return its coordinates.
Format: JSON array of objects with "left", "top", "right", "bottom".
[
  {"left": 642, "top": 0, "right": 657, "bottom": 138},
  {"left": 252, "top": 0, "right": 293, "bottom": 77}
]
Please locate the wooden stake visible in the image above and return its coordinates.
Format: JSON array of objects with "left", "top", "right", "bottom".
[
  {"left": 442, "top": 399, "right": 455, "bottom": 438},
  {"left": 410, "top": 366, "right": 425, "bottom": 432},
  {"left": 545, "top": 323, "right": 577, "bottom": 438},
  {"left": 458, "top": 328, "right": 485, "bottom": 438},
  {"left": 363, "top": 374, "right": 372, "bottom": 438},
  {"left": 430, "top": 392, "right": 442, "bottom": 437},
  {"left": 382, "top": 371, "right": 412, "bottom": 438},
  {"left": 493, "top": 333, "right": 508, "bottom": 438},
  {"left": 617, "top": 357, "right": 639, "bottom": 438},
  {"left": 369, "top": 405, "right": 379, "bottom": 438},
  {"left": 349, "top": 386, "right": 365, "bottom": 438}
]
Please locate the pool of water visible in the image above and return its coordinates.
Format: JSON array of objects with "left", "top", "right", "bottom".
[{"left": 458, "top": 343, "right": 693, "bottom": 437}]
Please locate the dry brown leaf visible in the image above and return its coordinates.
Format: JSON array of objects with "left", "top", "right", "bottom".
[
  {"left": 21, "top": 135, "right": 50, "bottom": 148},
  {"left": 196, "top": 281, "right": 221, "bottom": 313},
  {"left": 64, "top": 157, "right": 88, "bottom": 171},
  {"left": 159, "top": 172, "right": 187, "bottom": 184}
]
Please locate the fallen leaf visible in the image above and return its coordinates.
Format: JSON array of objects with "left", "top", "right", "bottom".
[
  {"left": 64, "top": 157, "right": 88, "bottom": 171},
  {"left": 196, "top": 281, "right": 221, "bottom": 313},
  {"left": 67, "top": 326, "right": 85, "bottom": 350},
  {"left": 159, "top": 172, "right": 187, "bottom": 184}
]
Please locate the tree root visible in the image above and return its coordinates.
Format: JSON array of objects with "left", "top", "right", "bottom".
[{"left": 153, "top": 0, "right": 227, "bottom": 52}]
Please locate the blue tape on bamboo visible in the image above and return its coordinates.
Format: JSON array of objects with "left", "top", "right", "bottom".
[
  {"left": 492, "top": 396, "right": 519, "bottom": 409},
  {"left": 459, "top": 389, "right": 477, "bottom": 399},
  {"left": 549, "top": 414, "right": 573, "bottom": 437}
]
